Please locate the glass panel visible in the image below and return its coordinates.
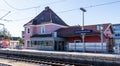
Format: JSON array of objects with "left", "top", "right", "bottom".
[
  {"left": 41, "top": 41, "right": 44, "bottom": 46},
  {"left": 28, "top": 28, "right": 30, "bottom": 33},
  {"left": 41, "top": 26, "right": 46, "bottom": 34},
  {"left": 26, "top": 28, "right": 30, "bottom": 34},
  {"left": 27, "top": 41, "right": 30, "bottom": 47},
  {"left": 96, "top": 25, "right": 103, "bottom": 30}
]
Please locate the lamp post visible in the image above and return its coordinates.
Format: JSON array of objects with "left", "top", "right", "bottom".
[
  {"left": 80, "top": 8, "right": 86, "bottom": 52},
  {"left": 80, "top": 8, "right": 86, "bottom": 30},
  {"left": 100, "top": 25, "right": 103, "bottom": 52}
]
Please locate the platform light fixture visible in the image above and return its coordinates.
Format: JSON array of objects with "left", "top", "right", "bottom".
[{"left": 80, "top": 8, "right": 87, "bottom": 52}]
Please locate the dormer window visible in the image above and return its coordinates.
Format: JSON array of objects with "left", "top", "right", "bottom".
[{"left": 41, "top": 26, "right": 46, "bottom": 34}]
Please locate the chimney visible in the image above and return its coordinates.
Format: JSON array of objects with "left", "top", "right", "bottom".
[{"left": 45, "top": 6, "right": 50, "bottom": 11}]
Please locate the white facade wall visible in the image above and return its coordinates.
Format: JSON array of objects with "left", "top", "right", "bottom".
[{"left": 9, "top": 40, "right": 19, "bottom": 49}]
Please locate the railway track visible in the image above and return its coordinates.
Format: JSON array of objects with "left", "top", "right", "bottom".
[
  {"left": 0, "top": 53, "right": 89, "bottom": 66},
  {"left": 1, "top": 49, "right": 120, "bottom": 66}
]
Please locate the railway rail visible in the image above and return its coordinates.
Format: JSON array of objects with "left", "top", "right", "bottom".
[
  {"left": 0, "top": 52, "right": 89, "bottom": 66},
  {"left": 0, "top": 49, "right": 120, "bottom": 66}
]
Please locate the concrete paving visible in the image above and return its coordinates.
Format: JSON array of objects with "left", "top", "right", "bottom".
[{"left": 0, "top": 58, "right": 40, "bottom": 66}]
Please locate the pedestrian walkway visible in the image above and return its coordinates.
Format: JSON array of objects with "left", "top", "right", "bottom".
[
  {"left": 0, "top": 58, "right": 39, "bottom": 66},
  {"left": 0, "top": 63, "right": 11, "bottom": 66}
]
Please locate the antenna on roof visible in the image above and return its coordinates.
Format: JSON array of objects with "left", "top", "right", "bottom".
[{"left": 50, "top": 11, "right": 52, "bottom": 23}]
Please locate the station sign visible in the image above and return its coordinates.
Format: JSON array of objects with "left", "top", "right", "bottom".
[{"left": 74, "top": 30, "right": 93, "bottom": 34}]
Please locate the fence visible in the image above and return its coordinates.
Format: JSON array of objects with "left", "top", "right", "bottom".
[{"left": 68, "top": 42, "right": 107, "bottom": 52}]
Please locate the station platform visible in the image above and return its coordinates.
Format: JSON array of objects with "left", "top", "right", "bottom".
[{"left": 0, "top": 48, "right": 120, "bottom": 64}]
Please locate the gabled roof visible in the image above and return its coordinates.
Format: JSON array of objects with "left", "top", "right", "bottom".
[
  {"left": 24, "top": 6, "right": 68, "bottom": 26},
  {"left": 56, "top": 26, "right": 100, "bottom": 37},
  {"left": 56, "top": 26, "right": 82, "bottom": 37},
  {"left": 57, "top": 23, "right": 112, "bottom": 37},
  {"left": 84, "top": 23, "right": 111, "bottom": 32}
]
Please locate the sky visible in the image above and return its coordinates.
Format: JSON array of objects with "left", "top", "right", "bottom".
[{"left": 0, "top": 0, "right": 120, "bottom": 37}]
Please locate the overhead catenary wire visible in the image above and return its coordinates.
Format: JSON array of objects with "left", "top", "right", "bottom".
[
  {"left": 3, "top": 0, "right": 40, "bottom": 10},
  {"left": 2, "top": 0, "right": 65, "bottom": 19},
  {"left": 0, "top": 17, "right": 34, "bottom": 22},
  {"left": 0, "top": 11, "right": 11, "bottom": 19},
  {"left": 1, "top": 0, "right": 66, "bottom": 22},
  {"left": 2, "top": 0, "right": 120, "bottom": 12},
  {"left": 1, "top": 0, "right": 120, "bottom": 22},
  {"left": 0, "top": 19, "right": 12, "bottom": 22},
  {"left": 3, "top": 0, "right": 65, "bottom": 11},
  {"left": 84, "top": 0, "right": 120, "bottom": 8},
  {"left": 58, "top": 0, "right": 120, "bottom": 13}
]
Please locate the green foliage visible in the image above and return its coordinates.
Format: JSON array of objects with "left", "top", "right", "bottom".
[
  {"left": 18, "top": 37, "right": 24, "bottom": 44},
  {"left": 4, "top": 35, "right": 12, "bottom": 40}
]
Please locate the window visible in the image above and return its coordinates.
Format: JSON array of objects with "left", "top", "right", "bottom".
[
  {"left": 45, "top": 41, "right": 52, "bottom": 46},
  {"left": 41, "top": 41, "right": 45, "bottom": 46},
  {"left": 115, "top": 39, "right": 120, "bottom": 47},
  {"left": 34, "top": 41, "right": 37, "bottom": 45},
  {"left": 41, "top": 26, "right": 46, "bottom": 34},
  {"left": 115, "top": 33, "right": 120, "bottom": 36},
  {"left": 27, "top": 41, "right": 30, "bottom": 47},
  {"left": 26, "top": 27, "right": 30, "bottom": 34},
  {"left": 31, "top": 41, "right": 34, "bottom": 47},
  {"left": 28, "top": 28, "right": 30, "bottom": 33},
  {"left": 96, "top": 25, "right": 103, "bottom": 30},
  {"left": 113, "top": 25, "right": 120, "bottom": 32}
]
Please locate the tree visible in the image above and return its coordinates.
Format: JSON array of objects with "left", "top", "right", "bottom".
[
  {"left": 0, "top": 27, "right": 11, "bottom": 36},
  {"left": 18, "top": 37, "right": 24, "bottom": 44},
  {"left": 4, "top": 35, "right": 12, "bottom": 40}
]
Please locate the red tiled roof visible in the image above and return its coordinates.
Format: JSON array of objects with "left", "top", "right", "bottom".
[
  {"left": 84, "top": 23, "right": 111, "bottom": 32},
  {"left": 57, "top": 26, "right": 82, "bottom": 37},
  {"left": 57, "top": 23, "right": 111, "bottom": 37}
]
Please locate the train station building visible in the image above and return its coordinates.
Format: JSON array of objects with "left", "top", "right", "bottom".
[{"left": 23, "top": 6, "right": 113, "bottom": 52}]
